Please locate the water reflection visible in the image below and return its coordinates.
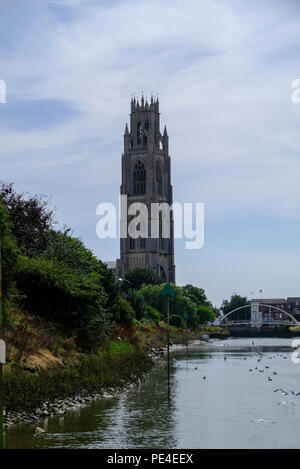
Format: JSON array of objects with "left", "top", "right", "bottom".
[{"left": 5, "top": 365, "right": 178, "bottom": 449}]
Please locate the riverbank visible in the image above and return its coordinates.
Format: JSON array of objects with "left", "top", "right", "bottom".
[
  {"left": 3, "top": 322, "right": 227, "bottom": 428},
  {"left": 4, "top": 342, "right": 156, "bottom": 428}
]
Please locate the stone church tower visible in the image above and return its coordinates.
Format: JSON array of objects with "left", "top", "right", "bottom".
[{"left": 117, "top": 96, "right": 175, "bottom": 283}]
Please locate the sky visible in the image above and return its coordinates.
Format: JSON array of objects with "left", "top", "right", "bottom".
[{"left": 0, "top": 0, "right": 300, "bottom": 306}]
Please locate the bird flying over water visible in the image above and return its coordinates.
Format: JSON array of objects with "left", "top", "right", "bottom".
[{"left": 273, "top": 389, "right": 288, "bottom": 395}]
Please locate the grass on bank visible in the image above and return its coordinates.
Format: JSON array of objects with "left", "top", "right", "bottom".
[{"left": 4, "top": 341, "right": 152, "bottom": 413}]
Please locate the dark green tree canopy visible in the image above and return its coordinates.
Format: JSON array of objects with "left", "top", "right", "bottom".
[
  {"left": 196, "top": 305, "right": 215, "bottom": 324},
  {"left": 118, "top": 297, "right": 135, "bottom": 324},
  {"left": 0, "top": 200, "right": 19, "bottom": 311},
  {"left": 0, "top": 181, "right": 56, "bottom": 257},
  {"left": 221, "top": 294, "right": 250, "bottom": 321},
  {"left": 182, "top": 284, "right": 212, "bottom": 308},
  {"left": 120, "top": 267, "right": 163, "bottom": 294}
]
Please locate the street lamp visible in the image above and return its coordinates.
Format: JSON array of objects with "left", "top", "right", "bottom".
[{"left": 118, "top": 278, "right": 132, "bottom": 285}]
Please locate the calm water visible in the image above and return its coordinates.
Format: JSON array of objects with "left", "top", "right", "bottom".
[{"left": 5, "top": 338, "right": 300, "bottom": 449}]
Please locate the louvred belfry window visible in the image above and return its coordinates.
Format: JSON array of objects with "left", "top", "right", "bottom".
[
  {"left": 134, "top": 160, "right": 146, "bottom": 195},
  {"left": 156, "top": 160, "right": 163, "bottom": 196}
]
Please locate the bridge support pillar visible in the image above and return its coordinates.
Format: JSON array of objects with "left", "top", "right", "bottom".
[{"left": 251, "top": 299, "right": 262, "bottom": 328}]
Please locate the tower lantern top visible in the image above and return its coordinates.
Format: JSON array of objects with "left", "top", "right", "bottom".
[{"left": 131, "top": 94, "right": 159, "bottom": 112}]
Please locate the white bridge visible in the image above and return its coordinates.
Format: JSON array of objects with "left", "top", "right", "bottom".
[{"left": 220, "top": 300, "right": 300, "bottom": 328}]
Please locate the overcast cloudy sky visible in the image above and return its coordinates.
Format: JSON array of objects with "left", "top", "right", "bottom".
[{"left": 0, "top": 0, "right": 300, "bottom": 305}]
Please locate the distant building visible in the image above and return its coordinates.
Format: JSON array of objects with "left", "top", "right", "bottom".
[
  {"left": 106, "top": 261, "right": 117, "bottom": 279},
  {"left": 287, "top": 298, "right": 300, "bottom": 321},
  {"left": 253, "top": 298, "right": 300, "bottom": 322}
]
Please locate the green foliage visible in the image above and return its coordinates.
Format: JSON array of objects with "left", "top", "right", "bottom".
[
  {"left": 169, "top": 314, "right": 184, "bottom": 327},
  {"left": 44, "top": 231, "right": 119, "bottom": 320},
  {"left": 11, "top": 230, "right": 121, "bottom": 349},
  {"left": 120, "top": 280, "right": 213, "bottom": 330},
  {"left": 118, "top": 297, "right": 135, "bottom": 324},
  {"left": 109, "top": 339, "right": 134, "bottom": 355},
  {"left": 221, "top": 294, "right": 250, "bottom": 321},
  {"left": 144, "top": 305, "right": 162, "bottom": 325},
  {"left": 139, "top": 283, "right": 199, "bottom": 328},
  {"left": 125, "top": 288, "right": 147, "bottom": 320},
  {"left": 15, "top": 255, "right": 110, "bottom": 348},
  {"left": 0, "top": 200, "right": 19, "bottom": 316},
  {"left": 44, "top": 231, "right": 99, "bottom": 273},
  {"left": 120, "top": 267, "right": 163, "bottom": 294},
  {"left": 0, "top": 181, "right": 56, "bottom": 256},
  {"left": 196, "top": 305, "right": 215, "bottom": 324},
  {"left": 182, "top": 284, "right": 212, "bottom": 308},
  {"left": 4, "top": 347, "right": 152, "bottom": 412}
]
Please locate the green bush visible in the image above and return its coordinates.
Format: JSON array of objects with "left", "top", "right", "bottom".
[
  {"left": 139, "top": 283, "right": 199, "bottom": 328},
  {"left": 196, "top": 305, "right": 215, "bottom": 324},
  {"left": 44, "top": 231, "right": 119, "bottom": 320},
  {"left": 109, "top": 339, "right": 134, "bottom": 355},
  {"left": 118, "top": 297, "right": 135, "bottom": 324},
  {"left": 144, "top": 305, "right": 162, "bottom": 325},
  {"left": 15, "top": 255, "right": 110, "bottom": 348},
  {"left": 125, "top": 289, "right": 146, "bottom": 320}
]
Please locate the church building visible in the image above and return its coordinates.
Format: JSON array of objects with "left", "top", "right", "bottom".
[{"left": 116, "top": 96, "right": 175, "bottom": 283}]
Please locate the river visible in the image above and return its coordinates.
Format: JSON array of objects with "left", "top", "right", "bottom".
[{"left": 4, "top": 337, "right": 300, "bottom": 449}]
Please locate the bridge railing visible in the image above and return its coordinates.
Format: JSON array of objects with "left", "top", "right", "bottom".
[{"left": 223, "top": 319, "right": 294, "bottom": 326}]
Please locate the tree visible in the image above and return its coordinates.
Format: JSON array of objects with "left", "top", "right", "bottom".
[
  {"left": 196, "top": 305, "right": 215, "bottom": 324},
  {"left": 15, "top": 231, "right": 120, "bottom": 349},
  {"left": 144, "top": 305, "right": 162, "bottom": 325},
  {"left": 221, "top": 294, "right": 250, "bottom": 321},
  {"left": 182, "top": 284, "right": 212, "bottom": 308},
  {"left": 0, "top": 200, "right": 19, "bottom": 317},
  {"left": 118, "top": 297, "right": 135, "bottom": 324},
  {"left": 0, "top": 181, "right": 56, "bottom": 256},
  {"left": 169, "top": 314, "right": 184, "bottom": 328},
  {"left": 125, "top": 289, "right": 146, "bottom": 320},
  {"left": 120, "top": 267, "right": 163, "bottom": 294},
  {"left": 44, "top": 230, "right": 119, "bottom": 320},
  {"left": 139, "top": 283, "right": 199, "bottom": 328}
]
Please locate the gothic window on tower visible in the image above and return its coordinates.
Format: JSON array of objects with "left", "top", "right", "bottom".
[
  {"left": 144, "top": 120, "right": 149, "bottom": 130},
  {"left": 140, "top": 237, "right": 146, "bottom": 249},
  {"left": 134, "top": 160, "right": 146, "bottom": 195},
  {"left": 137, "top": 121, "right": 142, "bottom": 144},
  {"left": 156, "top": 160, "right": 163, "bottom": 196},
  {"left": 130, "top": 238, "right": 135, "bottom": 250},
  {"left": 159, "top": 266, "right": 166, "bottom": 282}
]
